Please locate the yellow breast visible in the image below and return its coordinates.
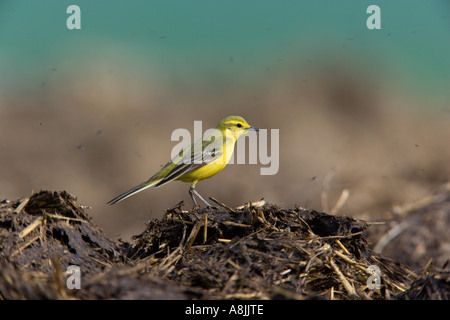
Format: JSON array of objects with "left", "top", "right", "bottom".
[{"left": 178, "top": 136, "right": 236, "bottom": 182}]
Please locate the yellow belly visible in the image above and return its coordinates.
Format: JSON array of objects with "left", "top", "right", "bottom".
[
  {"left": 178, "top": 137, "right": 235, "bottom": 183},
  {"left": 178, "top": 160, "right": 227, "bottom": 182}
]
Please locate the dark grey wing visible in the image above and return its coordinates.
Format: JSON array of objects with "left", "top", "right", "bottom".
[
  {"left": 154, "top": 162, "right": 202, "bottom": 187},
  {"left": 154, "top": 135, "right": 223, "bottom": 187}
]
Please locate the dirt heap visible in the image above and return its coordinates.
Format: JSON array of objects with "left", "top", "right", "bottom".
[{"left": 0, "top": 190, "right": 448, "bottom": 299}]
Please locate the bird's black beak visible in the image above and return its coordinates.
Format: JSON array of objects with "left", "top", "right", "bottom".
[{"left": 248, "top": 126, "right": 259, "bottom": 131}]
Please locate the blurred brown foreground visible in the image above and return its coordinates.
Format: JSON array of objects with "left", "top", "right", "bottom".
[{"left": 1, "top": 63, "right": 449, "bottom": 244}]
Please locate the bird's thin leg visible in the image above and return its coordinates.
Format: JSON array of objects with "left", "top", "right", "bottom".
[
  {"left": 189, "top": 186, "right": 211, "bottom": 207},
  {"left": 189, "top": 187, "right": 198, "bottom": 207},
  {"left": 193, "top": 188, "right": 212, "bottom": 207}
]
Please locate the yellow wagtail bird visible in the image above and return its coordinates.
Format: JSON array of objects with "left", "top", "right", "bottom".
[{"left": 107, "top": 115, "right": 258, "bottom": 207}]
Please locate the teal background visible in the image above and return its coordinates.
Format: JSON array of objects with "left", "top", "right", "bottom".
[{"left": 1, "top": 0, "right": 449, "bottom": 99}]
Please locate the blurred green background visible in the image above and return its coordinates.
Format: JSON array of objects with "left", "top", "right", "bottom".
[{"left": 1, "top": 0, "right": 449, "bottom": 240}]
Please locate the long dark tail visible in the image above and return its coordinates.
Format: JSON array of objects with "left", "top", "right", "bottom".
[{"left": 107, "top": 182, "right": 155, "bottom": 205}]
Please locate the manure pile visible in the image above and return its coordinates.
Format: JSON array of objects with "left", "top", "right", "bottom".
[{"left": 0, "top": 191, "right": 448, "bottom": 299}]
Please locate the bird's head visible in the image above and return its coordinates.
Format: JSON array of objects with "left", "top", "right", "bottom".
[{"left": 216, "top": 115, "right": 259, "bottom": 140}]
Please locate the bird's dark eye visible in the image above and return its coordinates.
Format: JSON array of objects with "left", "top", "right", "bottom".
[{"left": 236, "top": 123, "right": 242, "bottom": 128}]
